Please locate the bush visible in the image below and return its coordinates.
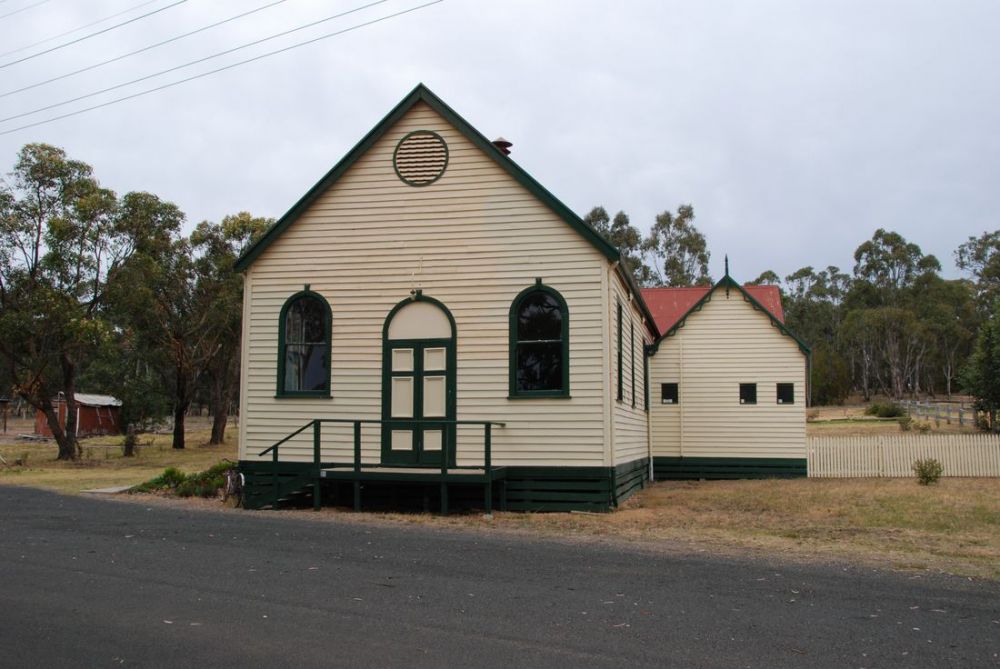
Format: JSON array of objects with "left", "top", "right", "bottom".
[
  {"left": 912, "top": 458, "right": 943, "bottom": 485},
  {"left": 131, "top": 462, "right": 234, "bottom": 497},
  {"left": 865, "top": 401, "right": 906, "bottom": 418},
  {"left": 914, "top": 420, "right": 932, "bottom": 434},
  {"left": 898, "top": 414, "right": 913, "bottom": 431}
]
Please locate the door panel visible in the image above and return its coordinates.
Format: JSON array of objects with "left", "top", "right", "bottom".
[
  {"left": 391, "top": 377, "right": 414, "bottom": 418},
  {"left": 423, "top": 375, "right": 446, "bottom": 417},
  {"left": 390, "top": 429, "right": 413, "bottom": 451},
  {"left": 424, "top": 347, "right": 446, "bottom": 370},
  {"left": 392, "top": 348, "right": 414, "bottom": 372},
  {"left": 423, "top": 429, "right": 442, "bottom": 454}
]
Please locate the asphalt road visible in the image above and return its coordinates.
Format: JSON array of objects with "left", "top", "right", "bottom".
[{"left": 1, "top": 486, "right": 997, "bottom": 668}]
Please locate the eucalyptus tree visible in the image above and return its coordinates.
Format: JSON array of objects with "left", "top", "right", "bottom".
[
  {"left": 955, "top": 230, "right": 1000, "bottom": 314},
  {"left": 0, "top": 143, "right": 154, "bottom": 459},
  {"left": 190, "top": 212, "right": 270, "bottom": 444},
  {"left": 582, "top": 206, "right": 654, "bottom": 285},
  {"left": 643, "top": 204, "right": 711, "bottom": 287},
  {"left": 961, "top": 302, "right": 1000, "bottom": 431}
]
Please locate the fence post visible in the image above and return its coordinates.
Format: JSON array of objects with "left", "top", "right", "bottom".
[
  {"left": 313, "top": 421, "right": 322, "bottom": 511},
  {"left": 484, "top": 423, "right": 493, "bottom": 515},
  {"left": 272, "top": 446, "right": 279, "bottom": 509},
  {"left": 353, "top": 421, "right": 361, "bottom": 512}
]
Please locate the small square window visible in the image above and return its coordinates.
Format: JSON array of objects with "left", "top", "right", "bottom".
[
  {"left": 739, "top": 383, "right": 757, "bottom": 405},
  {"left": 777, "top": 383, "right": 794, "bottom": 404},
  {"left": 661, "top": 383, "right": 679, "bottom": 404}
]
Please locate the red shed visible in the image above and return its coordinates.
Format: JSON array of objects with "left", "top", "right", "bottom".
[{"left": 35, "top": 393, "right": 123, "bottom": 438}]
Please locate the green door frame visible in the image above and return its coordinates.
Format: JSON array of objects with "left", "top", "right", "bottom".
[{"left": 381, "top": 294, "right": 457, "bottom": 466}]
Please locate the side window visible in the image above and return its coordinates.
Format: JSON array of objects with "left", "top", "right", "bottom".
[
  {"left": 509, "top": 284, "right": 569, "bottom": 397},
  {"left": 616, "top": 301, "right": 623, "bottom": 401},
  {"left": 643, "top": 347, "right": 649, "bottom": 412},
  {"left": 777, "top": 383, "right": 794, "bottom": 404},
  {"left": 278, "top": 291, "right": 331, "bottom": 396},
  {"left": 630, "top": 319, "right": 636, "bottom": 408},
  {"left": 661, "top": 383, "right": 679, "bottom": 404},
  {"left": 739, "top": 383, "right": 757, "bottom": 405}
]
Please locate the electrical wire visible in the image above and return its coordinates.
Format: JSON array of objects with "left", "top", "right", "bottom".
[
  {"left": 0, "top": 0, "right": 51, "bottom": 21},
  {"left": 0, "top": 0, "right": 159, "bottom": 59},
  {"left": 0, "top": 0, "right": 290, "bottom": 99},
  {"left": 0, "top": 0, "right": 443, "bottom": 137},
  {"left": 0, "top": 0, "right": 388, "bottom": 122},
  {"left": 0, "top": 0, "right": 188, "bottom": 70}
]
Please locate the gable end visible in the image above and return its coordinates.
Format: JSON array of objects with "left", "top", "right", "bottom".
[{"left": 235, "top": 84, "right": 621, "bottom": 271}]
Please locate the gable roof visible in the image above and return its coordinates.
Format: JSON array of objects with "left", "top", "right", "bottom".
[
  {"left": 642, "top": 277, "right": 809, "bottom": 355},
  {"left": 642, "top": 284, "right": 784, "bottom": 333},
  {"left": 234, "top": 83, "right": 621, "bottom": 271}
]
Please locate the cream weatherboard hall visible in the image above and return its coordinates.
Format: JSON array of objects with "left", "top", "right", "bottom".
[{"left": 234, "top": 85, "right": 808, "bottom": 512}]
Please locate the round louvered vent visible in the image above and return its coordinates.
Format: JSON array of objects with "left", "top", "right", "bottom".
[{"left": 393, "top": 130, "right": 448, "bottom": 187}]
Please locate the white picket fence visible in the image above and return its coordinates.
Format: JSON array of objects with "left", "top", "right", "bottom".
[{"left": 807, "top": 434, "right": 1000, "bottom": 478}]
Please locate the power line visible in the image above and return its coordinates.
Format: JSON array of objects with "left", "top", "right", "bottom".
[
  {"left": 1, "top": 0, "right": 290, "bottom": 99},
  {"left": 0, "top": 0, "right": 188, "bottom": 70},
  {"left": 0, "top": 0, "right": 389, "bottom": 122},
  {"left": 0, "top": 0, "right": 160, "bottom": 59},
  {"left": 0, "top": 0, "right": 51, "bottom": 21},
  {"left": 0, "top": 0, "right": 443, "bottom": 137}
]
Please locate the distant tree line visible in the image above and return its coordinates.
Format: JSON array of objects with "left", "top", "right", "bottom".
[
  {"left": 0, "top": 143, "right": 269, "bottom": 460},
  {"left": 586, "top": 204, "right": 1000, "bottom": 423}
]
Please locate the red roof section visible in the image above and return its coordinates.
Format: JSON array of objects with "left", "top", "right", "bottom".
[{"left": 640, "top": 284, "right": 784, "bottom": 334}]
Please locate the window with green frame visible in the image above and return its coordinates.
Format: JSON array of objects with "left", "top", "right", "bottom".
[
  {"left": 616, "top": 301, "right": 623, "bottom": 401},
  {"left": 509, "top": 283, "right": 569, "bottom": 397},
  {"left": 277, "top": 290, "right": 331, "bottom": 397}
]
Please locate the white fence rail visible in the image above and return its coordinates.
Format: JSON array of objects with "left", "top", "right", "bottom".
[{"left": 807, "top": 434, "right": 1000, "bottom": 478}]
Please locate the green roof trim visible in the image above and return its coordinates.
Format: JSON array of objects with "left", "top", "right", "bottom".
[
  {"left": 653, "top": 273, "right": 811, "bottom": 356},
  {"left": 235, "top": 83, "right": 621, "bottom": 271}
]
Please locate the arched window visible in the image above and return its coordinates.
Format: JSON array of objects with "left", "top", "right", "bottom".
[
  {"left": 277, "top": 290, "right": 331, "bottom": 397},
  {"left": 509, "top": 283, "right": 569, "bottom": 398}
]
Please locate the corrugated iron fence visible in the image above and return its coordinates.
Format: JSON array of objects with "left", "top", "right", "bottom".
[{"left": 808, "top": 434, "right": 1000, "bottom": 478}]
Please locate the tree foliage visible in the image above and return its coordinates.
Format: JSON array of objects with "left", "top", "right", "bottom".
[
  {"left": 644, "top": 204, "right": 711, "bottom": 287},
  {"left": 961, "top": 303, "right": 1000, "bottom": 431},
  {"left": 955, "top": 231, "right": 1000, "bottom": 314},
  {"left": 584, "top": 204, "right": 710, "bottom": 288},
  {"left": 0, "top": 144, "right": 145, "bottom": 459}
]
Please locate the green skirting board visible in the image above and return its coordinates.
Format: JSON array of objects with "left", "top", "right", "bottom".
[
  {"left": 238, "top": 458, "right": 650, "bottom": 512},
  {"left": 653, "top": 456, "right": 807, "bottom": 480}
]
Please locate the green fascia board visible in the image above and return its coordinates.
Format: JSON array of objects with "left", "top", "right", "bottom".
[
  {"left": 615, "top": 263, "right": 661, "bottom": 341},
  {"left": 652, "top": 274, "right": 811, "bottom": 355},
  {"left": 234, "top": 83, "right": 621, "bottom": 272}
]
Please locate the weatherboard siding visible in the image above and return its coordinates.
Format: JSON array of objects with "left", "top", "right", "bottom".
[
  {"left": 239, "top": 101, "right": 610, "bottom": 467},
  {"left": 648, "top": 286, "right": 806, "bottom": 460},
  {"left": 611, "top": 272, "right": 651, "bottom": 466}
]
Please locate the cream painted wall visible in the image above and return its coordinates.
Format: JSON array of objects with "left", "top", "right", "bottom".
[
  {"left": 648, "top": 286, "right": 807, "bottom": 460},
  {"left": 610, "top": 271, "right": 652, "bottom": 466},
  {"left": 240, "top": 102, "right": 615, "bottom": 467}
]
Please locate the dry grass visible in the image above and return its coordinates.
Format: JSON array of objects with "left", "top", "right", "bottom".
[
  {"left": 291, "top": 477, "right": 1000, "bottom": 581},
  {"left": 807, "top": 404, "right": 977, "bottom": 436},
  {"left": 0, "top": 418, "right": 236, "bottom": 494}
]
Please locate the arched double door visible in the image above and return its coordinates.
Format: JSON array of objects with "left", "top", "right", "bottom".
[{"left": 381, "top": 294, "right": 456, "bottom": 466}]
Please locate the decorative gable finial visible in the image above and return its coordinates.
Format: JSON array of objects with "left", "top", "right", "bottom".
[{"left": 724, "top": 255, "right": 730, "bottom": 276}]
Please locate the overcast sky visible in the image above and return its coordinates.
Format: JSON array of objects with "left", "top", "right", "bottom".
[{"left": 0, "top": 0, "right": 997, "bottom": 281}]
